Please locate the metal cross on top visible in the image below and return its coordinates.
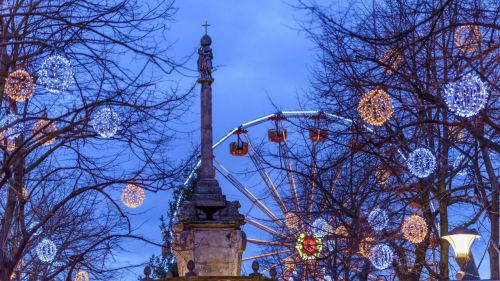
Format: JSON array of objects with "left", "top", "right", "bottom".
[{"left": 202, "top": 21, "right": 210, "bottom": 34}]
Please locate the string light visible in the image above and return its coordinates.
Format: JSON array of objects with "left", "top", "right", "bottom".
[
  {"left": 36, "top": 239, "right": 57, "bottom": 262},
  {"left": 359, "top": 236, "right": 374, "bottom": 258},
  {"left": 285, "top": 212, "right": 299, "bottom": 229},
  {"left": 312, "top": 218, "right": 331, "bottom": 238},
  {"left": 5, "top": 69, "right": 35, "bottom": 102},
  {"left": 37, "top": 55, "right": 74, "bottom": 93},
  {"left": 369, "top": 243, "right": 394, "bottom": 270},
  {"left": 380, "top": 49, "right": 403, "bottom": 73},
  {"left": 121, "top": 184, "right": 145, "bottom": 208},
  {"left": 0, "top": 114, "right": 24, "bottom": 139},
  {"left": 32, "top": 119, "right": 57, "bottom": 145},
  {"left": 90, "top": 108, "right": 121, "bottom": 138},
  {"left": 454, "top": 25, "right": 482, "bottom": 53},
  {"left": 295, "top": 233, "right": 323, "bottom": 260},
  {"left": 358, "top": 89, "right": 393, "bottom": 126},
  {"left": 453, "top": 155, "right": 469, "bottom": 176},
  {"left": 75, "top": 271, "right": 90, "bottom": 281},
  {"left": 375, "top": 165, "right": 392, "bottom": 185},
  {"left": 402, "top": 215, "right": 428, "bottom": 244},
  {"left": 444, "top": 73, "right": 489, "bottom": 118},
  {"left": 407, "top": 148, "right": 436, "bottom": 178},
  {"left": 449, "top": 126, "right": 465, "bottom": 143},
  {"left": 334, "top": 225, "right": 348, "bottom": 241},
  {"left": 368, "top": 208, "right": 388, "bottom": 231}
]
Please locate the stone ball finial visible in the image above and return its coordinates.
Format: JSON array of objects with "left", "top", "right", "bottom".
[
  {"left": 269, "top": 268, "right": 277, "bottom": 279},
  {"left": 186, "top": 260, "right": 197, "bottom": 277},
  {"left": 200, "top": 34, "right": 212, "bottom": 46},
  {"left": 144, "top": 265, "right": 151, "bottom": 277}
]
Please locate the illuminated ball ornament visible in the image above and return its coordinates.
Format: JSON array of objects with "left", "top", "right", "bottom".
[
  {"left": 375, "top": 165, "right": 392, "bottom": 185},
  {"left": 368, "top": 208, "right": 389, "bottom": 231},
  {"left": 369, "top": 243, "right": 394, "bottom": 270},
  {"left": 453, "top": 155, "right": 468, "bottom": 177},
  {"left": 407, "top": 148, "right": 436, "bottom": 178},
  {"left": 380, "top": 49, "right": 403, "bottom": 73},
  {"left": 402, "top": 215, "right": 428, "bottom": 244},
  {"left": 5, "top": 69, "right": 35, "bottom": 102},
  {"left": 454, "top": 25, "right": 482, "bottom": 53},
  {"left": 90, "top": 108, "right": 121, "bottom": 138},
  {"left": 75, "top": 271, "right": 90, "bottom": 281},
  {"left": 37, "top": 55, "right": 74, "bottom": 93},
  {"left": 285, "top": 212, "right": 299, "bottom": 229},
  {"left": 295, "top": 233, "right": 323, "bottom": 260},
  {"left": 36, "top": 239, "right": 57, "bottom": 262},
  {"left": 444, "top": 74, "right": 489, "bottom": 118},
  {"left": 358, "top": 89, "right": 393, "bottom": 126},
  {"left": 32, "top": 119, "right": 57, "bottom": 145},
  {"left": 334, "top": 225, "right": 348, "bottom": 241},
  {"left": 312, "top": 218, "right": 331, "bottom": 237},
  {"left": 0, "top": 114, "right": 24, "bottom": 139},
  {"left": 121, "top": 184, "right": 145, "bottom": 208},
  {"left": 359, "top": 236, "right": 374, "bottom": 258}
]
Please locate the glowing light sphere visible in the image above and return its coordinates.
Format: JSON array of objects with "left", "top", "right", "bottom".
[
  {"left": 121, "top": 184, "right": 144, "bottom": 208},
  {"left": 295, "top": 233, "right": 323, "bottom": 260},
  {"left": 380, "top": 49, "right": 403, "bottom": 73},
  {"left": 325, "top": 238, "right": 335, "bottom": 251},
  {"left": 358, "top": 89, "right": 393, "bottom": 126},
  {"left": 5, "top": 69, "right": 35, "bottom": 102},
  {"left": 449, "top": 126, "right": 465, "bottom": 143},
  {"left": 19, "top": 187, "right": 29, "bottom": 201},
  {"left": 368, "top": 208, "right": 389, "bottom": 231},
  {"left": 36, "top": 239, "right": 57, "bottom": 262},
  {"left": 375, "top": 165, "right": 392, "bottom": 185},
  {"left": 75, "top": 271, "right": 90, "bottom": 281},
  {"left": 453, "top": 155, "right": 468, "bottom": 176},
  {"left": 285, "top": 212, "right": 299, "bottom": 229},
  {"left": 32, "top": 119, "right": 57, "bottom": 145},
  {"left": 369, "top": 243, "right": 394, "bottom": 270},
  {"left": 359, "top": 236, "right": 375, "bottom": 258},
  {"left": 90, "top": 108, "right": 121, "bottom": 138},
  {"left": 38, "top": 55, "right": 74, "bottom": 93},
  {"left": 312, "top": 218, "right": 331, "bottom": 237},
  {"left": 324, "top": 275, "right": 333, "bottom": 281},
  {"left": 0, "top": 114, "right": 24, "bottom": 139},
  {"left": 284, "top": 257, "right": 295, "bottom": 270},
  {"left": 407, "top": 148, "right": 436, "bottom": 178},
  {"left": 444, "top": 73, "right": 489, "bottom": 118},
  {"left": 334, "top": 225, "right": 348, "bottom": 241},
  {"left": 402, "top": 215, "right": 428, "bottom": 244},
  {"left": 454, "top": 25, "right": 482, "bottom": 53}
]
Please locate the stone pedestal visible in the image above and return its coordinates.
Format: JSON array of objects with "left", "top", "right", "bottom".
[{"left": 172, "top": 201, "right": 246, "bottom": 277}]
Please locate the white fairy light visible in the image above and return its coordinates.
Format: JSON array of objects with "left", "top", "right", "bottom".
[
  {"left": 36, "top": 239, "right": 57, "bottom": 262},
  {"left": 37, "top": 55, "right": 74, "bottom": 93},
  {"left": 0, "top": 114, "right": 24, "bottom": 139},
  {"left": 444, "top": 73, "right": 489, "bottom": 118},
  {"left": 368, "top": 208, "right": 388, "bottom": 231},
  {"left": 90, "top": 108, "right": 121, "bottom": 138},
  {"left": 407, "top": 148, "right": 436, "bottom": 178},
  {"left": 453, "top": 155, "right": 468, "bottom": 176},
  {"left": 312, "top": 218, "right": 331, "bottom": 238},
  {"left": 370, "top": 243, "right": 394, "bottom": 270}
]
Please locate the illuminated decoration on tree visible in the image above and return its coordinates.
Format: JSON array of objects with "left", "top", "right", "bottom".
[
  {"left": 402, "top": 215, "right": 428, "bottom": 244},
  {"left": 5, "top": 69, "right": 36, "bottom": 102},
  {"left": 334, "top": 225, "right": 348, "bottom": 241},
  {"left": 443, "top": 73, "right": 489, "bottom": 118},
  {"left": 121, "top": 184, "right": 145, "bottom": 208},
  {"left": 75, "top": 271, "right": 90, "bottom": 281},
  {"left": 32, "top": 119, "right": 57, "bottom": 145},
  {"left": 295, "top": 233, "right": 323, "bottom": 260},
  {"left": 453, "top": 155, "right": 468, "bottom": 176},
  {"left": 369, "top": 243, "right": 394, "bottom": 270},
  {"left": 324, "top": 276, "right": 333, "bottom": 281},
  {"left": 36, "top": 239, "right": 57, "bottom": 262},
  {"left": 19, "top": 187, "right": 29, "bottom": 201},
  {"left": 368, "top": 208, "right": 389, "bottom": 231},
  {"left": 449, "top": 126, "right": 465, "bottom": 143},
  {"left": 285, "top": 212, "right": 299, "bottom": 229},
  {"left": 90, "top": 108, "right": 121, "bottom": 138},
  {"left": 375, "top": 165, "right": 392, "bottom": 185},
  {"left": 0, "top": 114, "right": 24, "bottom": 139},
  {"left": 325, "top": 238, "right": 335, "bottom": 251},
  {"left": 407, "top": 148, "right": 436, "bottom": 178},
  {"left": 358, "top": 89, "right": 393, "bottom": 126},
  {"left": 312, "top": 218, "right": 331, "bottom": 237},
  {"left": 454, "top": 25, "right": 482, "bottom": 53},
  {"left": 359, "top": 236, "right": 374, "bottom": 258},
  {"left": 37, "top": 55, "right": 74, "bottom": 93},
  {"left": 380, "top": 49, "right": 403, "bottom": 73}
]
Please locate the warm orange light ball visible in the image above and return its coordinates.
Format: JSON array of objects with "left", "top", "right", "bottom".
[
  {"left": 75, "top": 271, "right": 90, "bottom": 281},
  {"left": 358, "top": 89, "right": 393, "bottom": 126},
  {"left": 380, "top": 49, "right": 403, "bottom": 73},
  {"left": 5, "top": 69, "right": 35, "bottom": 102},
  {"left": 359, "top": 236, "right": 374, "bottom": 258},
  {"left": 33, "top": 119, "right": 57, "bottom": 145},
  {"left": 454, "top": 25, "right": 482, "bottom": 53},
  {"left": 121, "top": 184, "right": 145, "bottom": 208},
  {"left": 402, "top": 215, "right": 428, "bottom": 244}
]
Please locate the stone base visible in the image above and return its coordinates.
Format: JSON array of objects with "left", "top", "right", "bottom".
[{"left": 161, "top": 277, "right": 271, "bottom": 281}]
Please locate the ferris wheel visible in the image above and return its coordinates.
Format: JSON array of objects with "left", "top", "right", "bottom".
[{"left": 174, "top": 110, "right": 433, "bottom": 280}]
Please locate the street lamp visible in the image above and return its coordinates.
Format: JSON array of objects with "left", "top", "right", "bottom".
[{"left": 442, "top": 227, "right": 480, "bottom": 280}]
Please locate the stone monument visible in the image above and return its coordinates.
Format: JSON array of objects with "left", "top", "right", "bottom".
[{"left": 171, "top": 25, "right": 246, "bottom": 277}]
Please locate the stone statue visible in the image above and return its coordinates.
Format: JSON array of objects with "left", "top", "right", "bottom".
[{"left": 197, "top": 35, "right": 213, "bottom": 82}]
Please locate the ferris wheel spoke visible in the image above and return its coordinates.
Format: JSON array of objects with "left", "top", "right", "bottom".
[
  {"left": 244, "top": 134, "right": 289, "bottom": 215},
  {"left": 246, "top": 219, "right": 286, "bottom": 238},
  {"left": 242, "top": 249, "right": 291, "bottom": 262},
  {"left": 247, "top": 238, "right": 289, "bottom": 247},
  {"left": 213, "top": 159, "right": 280, "bottom": 222}
]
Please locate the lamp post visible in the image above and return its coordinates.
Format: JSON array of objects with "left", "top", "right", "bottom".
[{"left": 442, "top": 227, "right": 480, "bottom": 280}]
